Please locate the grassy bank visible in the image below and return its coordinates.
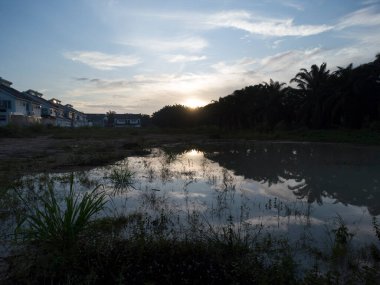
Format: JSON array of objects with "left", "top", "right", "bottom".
[
  {"left": 155, "top": 126, "right": 380, "bottom": 145},
  {"left": 2, "top": 124, "right": 380, "bottom": 145}
]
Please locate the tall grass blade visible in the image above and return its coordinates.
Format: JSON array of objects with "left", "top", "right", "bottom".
[{"left": 17, "top": 174, "right": 106, "bottom": 250}]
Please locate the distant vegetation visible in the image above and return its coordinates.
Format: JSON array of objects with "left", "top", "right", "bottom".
[{"left": 152, "top": 54, "right": 380, "bottom": 131}]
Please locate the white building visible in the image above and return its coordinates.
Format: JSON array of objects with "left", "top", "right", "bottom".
[{"left": 0, "top": 77, "right": 41, "bottom": 125}]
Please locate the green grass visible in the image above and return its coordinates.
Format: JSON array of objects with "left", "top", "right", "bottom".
[
  {"left": 108, "top": 162, "right": 135, "bottom": 191},
  {"left": 4, "top": 185, "right": 380, "bottom": 285},
  {"left": 15, "top": 174, "right": 106, "bottom": 250},
  {"left": 6, "top": 208, "right": 380, "bottom": 284}
]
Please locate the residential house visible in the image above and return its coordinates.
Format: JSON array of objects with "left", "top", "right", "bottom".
[
  {"left": 86, "top": 114, "right": 107, "bottom": 127},
  {"left": 77, "top": 112, "right": 87, "bottom": 127},
  {"left": 48, "top": 98, "right": 71, "bottom": 127},
  {"left": 24, "top": 93, "right": 88, "bottom": 127},
  {"left": 112, "top": 114, "right": 142, "bottom": 128},
  {"left": 24, "top": 89, "right": 59, "bottom": 126},
  {"left": 1, "top": 77, "right": 88, "bottom": 127},
  {"left": 85, "top": 113, "right": 142, "bottom": 128},
  {"left": 0, "top": 77, "right": 42, "bottom": 126},
  {"left": 64, "top": 104, "right": 87, "bottom": 127}
]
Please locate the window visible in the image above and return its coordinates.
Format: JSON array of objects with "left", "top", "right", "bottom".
[{"left": 0, "top": 100, "right": 11, "bottom": 111}]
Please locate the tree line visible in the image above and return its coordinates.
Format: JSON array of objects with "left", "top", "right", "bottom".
[{"left": 152, "top": 54, "right": 380, "bottom": 130}]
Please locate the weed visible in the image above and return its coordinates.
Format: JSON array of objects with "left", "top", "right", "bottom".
[
  {"left": 108, "top": 162, "right": 135, "bottom": 192},
  {"left": 16, "top": 174, "right": 106, "bottom": 250}
]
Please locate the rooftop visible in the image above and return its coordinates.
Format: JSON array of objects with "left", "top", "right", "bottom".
[{"left": 0, "top": 84, "right": 41, "bottom": 105}]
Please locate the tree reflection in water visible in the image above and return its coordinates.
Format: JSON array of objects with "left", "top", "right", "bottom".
[{"left": 188, "top": 142, "right": 380, "bottom": 215}]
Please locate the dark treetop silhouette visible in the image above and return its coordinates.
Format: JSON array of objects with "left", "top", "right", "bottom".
[{"left": 152, "top": 54, "right": 380, "bottom": 130}]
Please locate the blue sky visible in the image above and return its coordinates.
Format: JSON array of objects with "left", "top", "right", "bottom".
[{"left": 1, "top": 0, "right": 380, "bottom": 114}]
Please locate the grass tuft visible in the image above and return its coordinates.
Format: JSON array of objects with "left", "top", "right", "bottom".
[
  {"left": 16, "top": 174, "right": 106, "bottom": 250},
  {"left": 109, "top": 162, "right": 135, "bottom": 192}
]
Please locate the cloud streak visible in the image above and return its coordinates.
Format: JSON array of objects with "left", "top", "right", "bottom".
[
  {"left": 206, "top": 11, "right": 333, "bottom": 37},
  {"left": 64, "top": 51, "right": 141, "bottom": 70},
  {"left": 164, "top": 54, "right": 207, "bottom": 63},
  {"left": 282, "top": 1, "right": 305, "bottom": 11},
  {"left": 124, "top": 36, "right": 208, "bottom": 52},
  {"left": 336, "top": 6, "right": 380, "bottom": 30}
]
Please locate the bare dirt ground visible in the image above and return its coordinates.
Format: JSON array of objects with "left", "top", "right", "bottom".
[
  {"left": 0, "top": 133, "right": 204, "bottom": 159},
  {"left": 0, "top": 133, "right": 208, "bottom": 188},
  {"left": 0, "top": 136, "right": 56, "bottom": 160}
]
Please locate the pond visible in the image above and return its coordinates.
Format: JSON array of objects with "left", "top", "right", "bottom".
[{"left": 7, "top": 141, "right": 379, "bottom": 248}]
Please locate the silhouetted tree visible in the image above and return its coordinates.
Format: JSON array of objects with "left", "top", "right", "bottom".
[
  {"left": 151, "top": 54, "right": 380, "bottom": 131},
  {"left": 106, "top": 110, "right": 116, "bottom": 128},
  {"left": 290, "top": 63, "right": 331, "bottom": 128},
  {"left": 152, "top": 105, "right": 198, "bottom": 128}
]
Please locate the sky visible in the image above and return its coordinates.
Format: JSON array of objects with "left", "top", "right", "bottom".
[{"left": 1, "top": 0, "right": 380, "bottom": 114}]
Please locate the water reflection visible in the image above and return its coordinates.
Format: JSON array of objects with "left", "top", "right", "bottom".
[
  {"left": 6, "top": 143, "right": 380, "bottom": 249},
  {"left": 195, "top": 142, "right": 380, "bottom": 215}
]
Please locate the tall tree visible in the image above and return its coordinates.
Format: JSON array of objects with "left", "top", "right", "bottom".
[
  {"left": 262, "top": 79, "right": 287, "bottom": 129},
  {"left": 106, "top": 110, "right": 116, "bottom": 127},
  {"left": 290, "top": 63, "right": 331, "bottom": 128}
]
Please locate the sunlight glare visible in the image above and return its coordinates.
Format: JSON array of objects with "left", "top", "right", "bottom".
[
  {"left": 186, "top": 149, "right": 202, "bottom": 157},
  {"left": 183, "top": 98, "right": 207, "bottom": 109}
]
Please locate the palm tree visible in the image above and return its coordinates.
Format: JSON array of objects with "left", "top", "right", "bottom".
[
  {"left": 262, "top": 79, "right": 287, "bottom": 129},
  {"left": 325, "top": 63, "right": 359, "bottom": 127},
  {"left": 290, "top": 63, "right": 331, "bottom": 128},
  {"left": 290, "top": 63, "right": 330, "bottom": 91},
  {"left": 263, "top": 79, "right": 286, "bottom": 92}
]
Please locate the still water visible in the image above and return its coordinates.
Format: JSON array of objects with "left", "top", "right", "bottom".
[{"left": 15, "top": 142, "right": 380, "bottom": 247}]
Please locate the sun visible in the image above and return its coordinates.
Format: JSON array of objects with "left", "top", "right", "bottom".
[{"left": 183, "top": 98, "right": 207, "bottom": 109}]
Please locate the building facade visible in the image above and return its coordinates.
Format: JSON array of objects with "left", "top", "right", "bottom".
[
  {"left": 0, "top": 77, "right": 87, "bottom": 127},
  {"left": 0, "top": 78, "right": 42, "bottom": 126}
]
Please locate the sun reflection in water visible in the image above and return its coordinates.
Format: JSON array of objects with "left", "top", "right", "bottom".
[{"left": 185, "top": 149, "right": 202, "bottom": 157}]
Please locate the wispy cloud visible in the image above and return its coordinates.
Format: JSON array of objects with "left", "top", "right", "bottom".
[
  {"left": 124, "top": 36, "right": 208, "bottom": 52},
  {"left": 211, "top": 57, "right": 256, "bottom": 74},
  {"left": 259, "top": 48, "right": 324, "bottom": 77},
  {"left": 282, "top": 1, "right": 305, "bottom": 11},
  {"left": 152, "top": 10, "right": 331, "bottom": 36},
  {"left": 361, "top": 0, "right": 380, "bottom": 5},
  {"left": 164, "top": 54, "right": 207, "bottom": 63},
  {"left": 85, "top": 103, "right": 129, "bottom": 110},
  {"left": 64, "top": 51, "right": 141, "bottom": 70},
  {"left": 271, "top": 39, "right": 284, "bottom": 49},
  {"left": 336, "top": 6, "right": 380, "bottom": 29},
  {"left": 205, "top": 11, "right": 333, "bottom": 37}
]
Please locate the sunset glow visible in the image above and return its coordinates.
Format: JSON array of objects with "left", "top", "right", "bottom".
[
  {"left": 1, "top": 1, "right": 379, "bottom": 115},
  {"left": 183, "top": 99, "right": 207, "bottom": 109}
]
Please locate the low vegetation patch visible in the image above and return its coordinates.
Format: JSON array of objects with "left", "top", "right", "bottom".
[{"left": 2, "top": 177, "right": 379, "bottom": 284}]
